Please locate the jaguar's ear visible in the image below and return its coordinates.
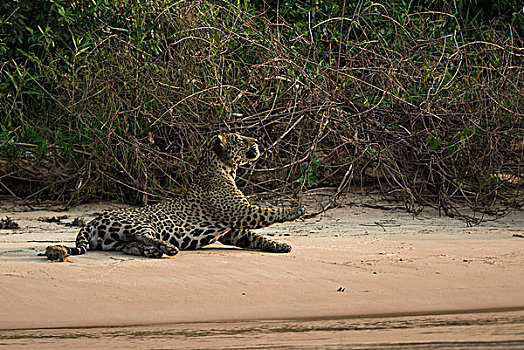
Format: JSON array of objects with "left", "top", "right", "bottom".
[{"left": 212, "top": 134, "right": 225, "bottom": 155}]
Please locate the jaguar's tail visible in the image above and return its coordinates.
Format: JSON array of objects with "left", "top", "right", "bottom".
[
  {"left": 52, "top": 244, "right": 88, "bottom": 256},
  {"left": 40, "top": 225, "right": 92, "bottom": 261}
]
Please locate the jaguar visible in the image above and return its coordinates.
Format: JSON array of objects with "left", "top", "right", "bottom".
[{"left": 43, "top": 133, "right": 305, "bottom": 260}]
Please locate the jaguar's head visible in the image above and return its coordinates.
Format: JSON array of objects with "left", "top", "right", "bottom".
[{"left": 207, "top": 133, "right": 260, "bottom": 171}]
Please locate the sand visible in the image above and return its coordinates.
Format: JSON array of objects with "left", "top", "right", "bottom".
[{"left": 0, "top": 193, "right": 523, "bottom": 346}]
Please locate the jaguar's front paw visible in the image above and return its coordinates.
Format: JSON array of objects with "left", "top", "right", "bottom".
[
  {"left": 276, "top": 242, "right": 292, "bottom": 253},
  {"left": 288, "top": 206, "right": 305, "bottom": 220},
  {"left": 263, "top": 242, "right": 292, "bottom": 253}
]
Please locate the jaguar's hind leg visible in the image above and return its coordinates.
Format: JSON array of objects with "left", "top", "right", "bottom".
[
  {"left": 124, "top": 224, "right": 179, "bottom": 256},
  {"left": 119, "top": 241, "right": 164, "bottom": 258},
  {"left": 219, "top": 229, "right": 292, "bottom": 253}
]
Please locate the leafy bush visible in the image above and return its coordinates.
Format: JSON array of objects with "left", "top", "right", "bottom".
[{"left": 0, "top": 0, "right": 522, "bottom": 218}]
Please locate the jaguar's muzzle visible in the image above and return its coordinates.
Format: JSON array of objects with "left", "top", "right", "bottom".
[{"left": 245, "top": 143, "right": 260, "bottom": 161}]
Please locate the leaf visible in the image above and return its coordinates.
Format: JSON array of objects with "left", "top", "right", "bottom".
[{"left": 426, "top": 135, "right": 442, "bottom": 150}]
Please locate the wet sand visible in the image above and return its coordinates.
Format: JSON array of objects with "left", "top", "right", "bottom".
[
  {"left": 0, "top": 195, "right": 523, "bottom": 347},
  {"left": 2, "top": 310, "right": 524, "bottom": 349}
]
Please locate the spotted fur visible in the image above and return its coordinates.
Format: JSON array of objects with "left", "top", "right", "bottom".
[{"left": 44, "top": 133, "right": 304, "bottom": 259}]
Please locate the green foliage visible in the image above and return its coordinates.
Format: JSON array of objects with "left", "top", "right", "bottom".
[
  {"left": 426, "top": 130, "right": 442, "bottom": 151},
  {"left": 297, "top": 156, "right": 327, "bottom": 188}
]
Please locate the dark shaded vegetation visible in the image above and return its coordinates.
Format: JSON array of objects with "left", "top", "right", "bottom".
[{"left": 0, "top": 0, "right": 523, "bottom": 220}]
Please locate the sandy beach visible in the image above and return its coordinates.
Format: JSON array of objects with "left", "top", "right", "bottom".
[{"left": 0, "top": 193, "right": 523, "bottom": 347}]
